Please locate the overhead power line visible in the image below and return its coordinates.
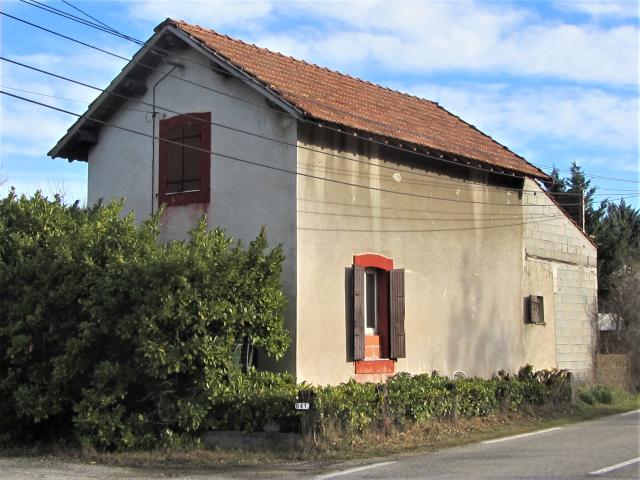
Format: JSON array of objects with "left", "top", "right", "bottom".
[
  {"left": 2, "top": 54, "right": 634, "bottom": 204},
  {"left": 3, "top": 91, "right": 577, "bottom": 232},
  {"left": 5, "top": 89, "right": 622, "bottom": 214},
  {"left": 0, "top": 85, "right": 153, "bottom": 114},
  {"left": 6, "top": 5, "right": 639, "bottom": 187},
  {"left": 17, "top": 0, "right": 143, "bottom": 45},
  {"left": 60, "top": 0, "right": 121, "bottom": 37},
  {"left": 0, "top": 13, "right": 539, "bottom": 186}
]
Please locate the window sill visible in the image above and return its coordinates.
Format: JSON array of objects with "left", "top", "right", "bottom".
[
  {"left": 159, "top": 191, "right": 210, "bottom": 206},
  {"left": 355, "top": 359, "right": 395, "bottom": 374}
]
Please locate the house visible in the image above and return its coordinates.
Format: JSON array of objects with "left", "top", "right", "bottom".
[{"left": 49, "top": 19, "right": 598, "bottom": 384}]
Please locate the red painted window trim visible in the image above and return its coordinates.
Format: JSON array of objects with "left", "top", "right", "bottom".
[
  {"left": 353, "top": 253, "right": 395, "bottom": 374},
  {"left": 158, "top": 112, "right": 211, "bottom": 206},
  {"left": 353, "top": 253, "right": 393, "bottom": 271}
]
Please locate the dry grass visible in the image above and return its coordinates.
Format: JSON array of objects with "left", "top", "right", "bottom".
[{"left": 2, "top": 397, "right": 637, "bottom": 470}]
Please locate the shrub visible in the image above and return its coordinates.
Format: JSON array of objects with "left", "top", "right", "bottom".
[
  {"left": 315, "top": 380, "right": 381, "bottom": 431},
  {"left": 0, "top": 192, "right": 288, "bottom": 449},
  {"left": 578, "top": 385, "right": 614, "bottom": 405},
  {"left": 201, "top": 367, "right": 573, "bottom": 435},
  {"left": 456, "top": 378, "right": 498, "bottom": 417},
  {"left": 590, "top": 385, "right": 613, "bottom": 404},
  {"left": 579, "top": 390, "right": 595, "bottom": 405},
  {"left": 385, "top": 372, "right": 452, "bottom": 422},
  {"left": 206, "top": 370, "right": 300, "bottom": 432}
]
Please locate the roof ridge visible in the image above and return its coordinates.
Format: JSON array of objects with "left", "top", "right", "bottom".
[
  {"left": 161, "top": 18, "right": 548, "bottom": 180},
  {"left": 169, "top": 19, "right": 440, "bottom": 107}
]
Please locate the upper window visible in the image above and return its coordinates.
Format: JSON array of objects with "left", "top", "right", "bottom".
[{"left": 158, "top": 112, "right": 211, "bottom": 205}]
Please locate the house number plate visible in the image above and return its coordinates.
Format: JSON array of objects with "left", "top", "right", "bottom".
[{"left": 295, "top": 402, "right": 310, "bottom": 410}]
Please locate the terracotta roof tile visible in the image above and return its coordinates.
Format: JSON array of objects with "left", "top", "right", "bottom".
[{"left": 169, "top": 19, "right": 547, "bottom": 179}]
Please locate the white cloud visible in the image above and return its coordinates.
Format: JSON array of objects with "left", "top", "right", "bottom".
[
  {"left": 121, "top": 1, "right": 639, "bottom": 85},
  {"left": 248, "top": 1, "right": 639, "bottom": 85},
  {"left": 126, "top": 0, "right": 274, "bottom": 29},
  {"left": 570, "top": 154, "right": 639, "bottom": 176},
  {"left": 1, "top": 49, "right": 131, "bottom": 155},
  {"left": 0, "top": 97, "right": 75, "bottom": 156},
  {"left": 404, "top": 83, "right": 638, "bottom": 153},
  {"left": 553, "top": 0, "right": 639, "bottom": 19}
]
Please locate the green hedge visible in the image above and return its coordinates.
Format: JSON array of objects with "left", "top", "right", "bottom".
[
  {"left": 0, "top": 192, "right": 288, "bottom": 450},
  {"left": 0, "top": 193, "right": 573, "bottom": 450},
  {"left": 206, "top": 366, "right": 572, "bottom": 433}
]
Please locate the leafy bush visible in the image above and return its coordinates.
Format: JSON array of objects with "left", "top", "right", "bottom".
[
  {"left": 456, "top": 378, "right": 499, "bottom": 416},
  {"left": 203, "top": 367, "right": 573, "bottom": 435},
  {"left": 0, "top": 192, "right": 288, "bottom": 449},
  {"left": 578, "top": 385, "right": 614, "bottom": 405},
  {"left": 581, "top": 385, "right": 613, "bottom": 405},
  {"left": 385, "top": 372, "right": 452, "bottom": 422},
  {"left": 206, "top": 370, "right": 300, "bottom": 432},
  {"left": 315, "top": 380, "right": 381, "bottom": 431},
  {"left": 579, "top": 390, "right": 595, "bottom": 405},
  {"left": 591, "top": 385, "right": 613, "bottom": 404}
]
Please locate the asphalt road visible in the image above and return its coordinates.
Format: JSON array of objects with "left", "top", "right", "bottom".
[
  {"left": 0, "top": 410, "right": 638, "bottom": 479},
  {"left": 314, "top": 409, "right": 640, "bottom": 480}
]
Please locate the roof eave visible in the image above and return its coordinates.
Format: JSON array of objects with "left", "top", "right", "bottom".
[
  {"left": 304, "top": 115, "right": 551, "bottom": 181},
  {"left": 48, "top": 30, "right": 170, "bottom": 161},
  {"left": 48, "top": 22, "right": 305, "bottom": 162}
]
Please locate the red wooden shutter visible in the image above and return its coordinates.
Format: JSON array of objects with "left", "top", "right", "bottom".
[
  {"left": 390, "top": 268, "right": 406, "bottom": 359},
  {"left": 353, "top": 265, "right": 365, "bottom": 361}
]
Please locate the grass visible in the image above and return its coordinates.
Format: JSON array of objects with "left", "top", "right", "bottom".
[
  {"left": 1, "top": 392, "right": 638, "bottom": 472},
  {"left": 306, "top": 395, "right": 639, "bottom": 460}
]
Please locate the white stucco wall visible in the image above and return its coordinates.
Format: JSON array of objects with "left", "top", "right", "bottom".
[
  {"left": 523, "top": 178, "right": 598, "bottom": 380},
  {"left": 87, "top": 47, "right": 298, "bottom": 373},
  {"left": 83, "top": 44, "right": 594, "bottom": 385},
  {"left": 295, "top": 124, "right": 558, "bottom": 385}
]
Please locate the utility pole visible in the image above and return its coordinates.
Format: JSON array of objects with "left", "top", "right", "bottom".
[{"left": 581, "top": 187, "right": 586, "bottom": 233}]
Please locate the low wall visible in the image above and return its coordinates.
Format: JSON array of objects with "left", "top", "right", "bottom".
[{"left": 595, "top": 354, "right": 631, "bottom": 390}]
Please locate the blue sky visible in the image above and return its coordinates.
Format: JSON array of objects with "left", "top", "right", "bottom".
[{"left": 1, "top": 0, "right": 638, "bottom": 207}]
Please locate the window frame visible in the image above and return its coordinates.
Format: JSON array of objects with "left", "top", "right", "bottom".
[
  {"left": 158, "top": 112, "right": 211, "bottom": 206},
  {"left": 364, "top": 267, "right": 379, "bottom": 335},
  {"left": 352, "top": 253, "right": 405, "bottom": 370}
]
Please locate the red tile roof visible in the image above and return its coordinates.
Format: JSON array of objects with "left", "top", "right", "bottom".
[{"left": 168, "top": 19, "right": 547, "bottom": 179}]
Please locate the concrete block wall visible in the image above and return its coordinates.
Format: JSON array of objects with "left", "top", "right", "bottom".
[{"left": 523, "top": 179, "right": 597, "bottom": 379}]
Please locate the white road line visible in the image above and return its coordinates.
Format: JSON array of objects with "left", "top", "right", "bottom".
[
  {"left": 589, "top": 457, "right": 640, "bottom": 475},
  {"left": 620, "top": 408, "right": 640, "bottom": 416},
  {"left": 482, "top": 427, "right": 562, "bottom": 444},
  {"left": 314, "top": 461, "right": 397, "bottom": 480}
]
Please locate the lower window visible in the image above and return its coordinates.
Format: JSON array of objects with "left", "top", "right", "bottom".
[{"left": 351, "top": 254, "right": 405, "bottom": 363}]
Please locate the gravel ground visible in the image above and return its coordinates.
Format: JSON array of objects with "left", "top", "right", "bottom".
[{"left": 0, "top": 456, "right": 332, "bottom": 479}]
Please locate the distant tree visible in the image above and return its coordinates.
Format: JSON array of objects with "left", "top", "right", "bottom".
[
  {"left": 544, "top": 167, "right": 566, "bottom": 195},
  {"left": 545, "top": 162, "right": 602, "bottom": 234},
  {"left": 544, "top": 165, "right": 639, "bottom": 304},
  {"left": 599, "top": 262, "right": 640, "bottom": 388},
  {"left": 594, "top": 199, "right": 640, "bottom": 300}
]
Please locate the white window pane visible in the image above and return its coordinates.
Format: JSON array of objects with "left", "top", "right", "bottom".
[{"left": 366, "top": 272, "right": 377, "bottom": 330}]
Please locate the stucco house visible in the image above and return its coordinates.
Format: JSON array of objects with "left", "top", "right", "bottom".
[{"left": 50, "top": 19, "right": 598, "bottom": 385}]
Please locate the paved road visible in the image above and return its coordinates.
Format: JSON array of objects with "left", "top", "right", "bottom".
[
  {"left": 315, "top": 409, "right": 640, "bottom": 480},
  {"left": 0, "top": 410, "right": 638, "bottom": 479}
]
